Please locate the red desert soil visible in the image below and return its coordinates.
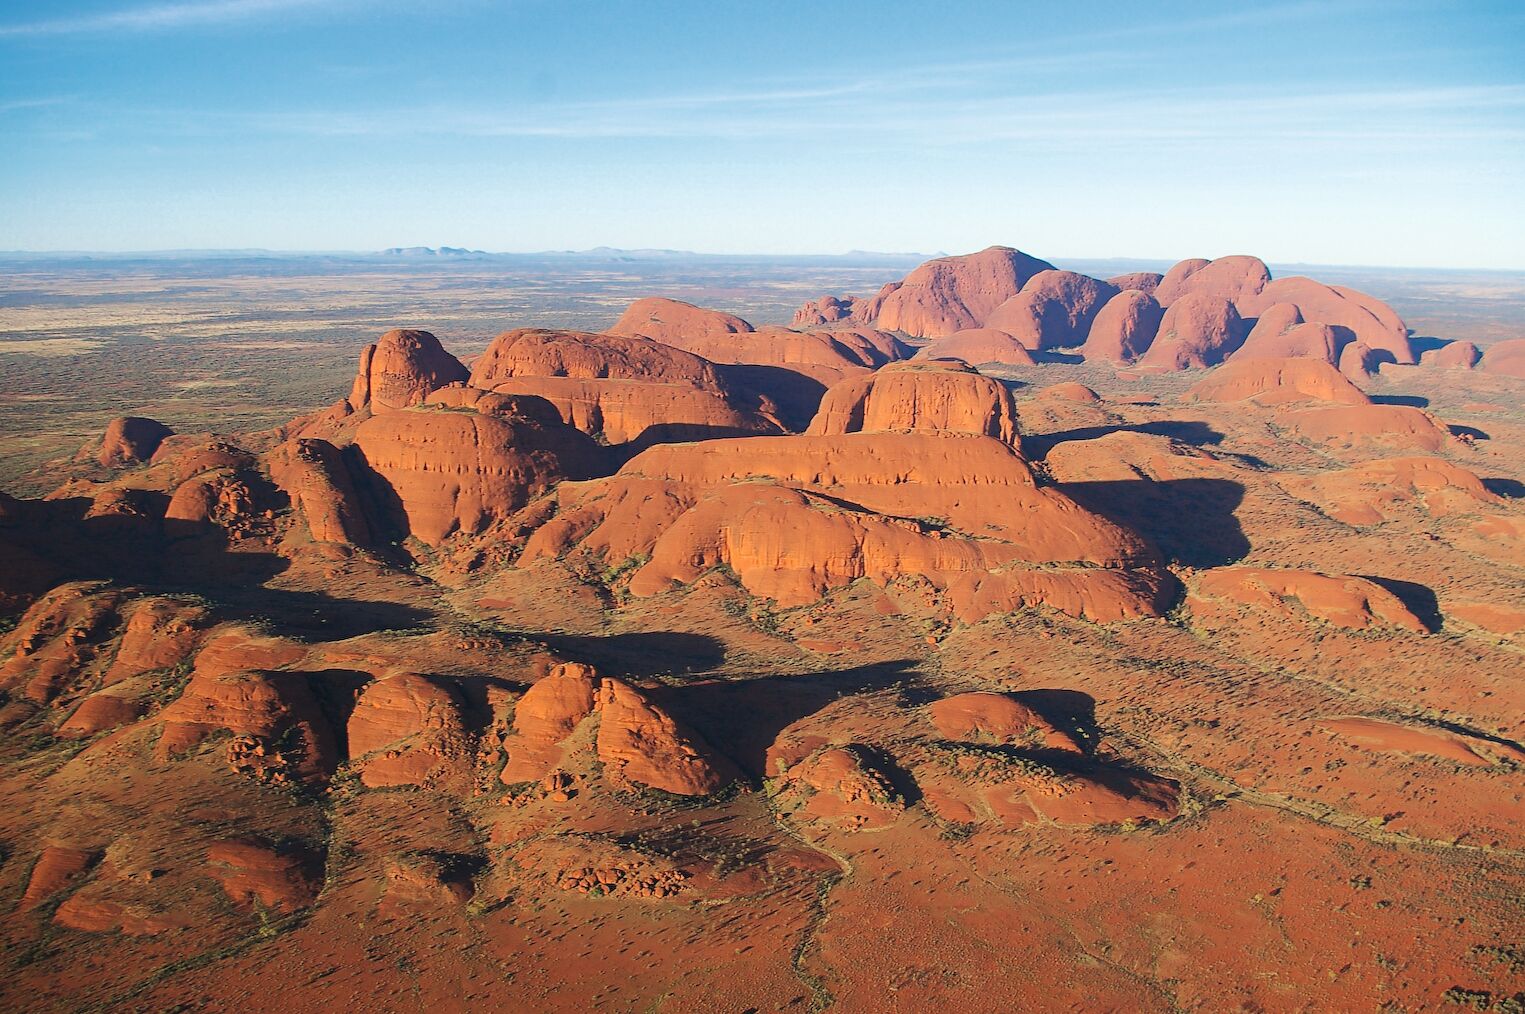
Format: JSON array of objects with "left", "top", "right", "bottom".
[{"left": 0, "top": 245, "right": 1522, "bottom": 1012}]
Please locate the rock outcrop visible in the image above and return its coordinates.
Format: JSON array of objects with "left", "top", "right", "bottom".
[
  {"left": 156, "top": 668, "right": 337, "bottom": 783},
  {"left": 350, "top": 400, "right": 603, "bottom": 545},
  {"left": 844, "top": 246, "right": 1056, "bottom": 337},
  {"left": 914, "top": 328, "right": 1036, "bottom": 366},
  {"left": 349, "top": 329, "right": 469, "bottom": 413},
  {"left": 348, "top": 673, "right": 472, "bottom": 788},
  {"left": 1240, "top": 278, "right": 1413, "bottom": 364},
  {"left": 267, "top": 437, "right": 372, "bottom": 545},
  {"left": 1185, "top": 358, "right": 1371, "bottom": 405},
  {"left": 1136, "top": 293, "right": 1246, "bottom": 370},
  {"left": 465, "top": 328, "right": 782, "bottom": 445},
  {"left": 97, "top": 417, "right": 173, "bottom": 468},
  {"left": 1081, "top": 290, "right": 1163, "bottom": 364},
  {"left": 501, "top": 662, "right": 599, "bottom": 784},
  {"left": 805, "top": 360, "right": 1019, "bottom": 446},
  {"left": 1420, "top": 341, "right": 1480, "bottom": 370},
  {"left": 1480, "top": 338, "right": 1525, "bottom": 378},
  {"left": 594, "top": 678, "right": 737, "bottom": 795},
  {"left": 1190, "top": 568, "right": 1426, "bottom": 632},
  {"left": 984, "top": 270, "right": 1118, "bottom": 350},
  {"left": 607, "top": 297, "right": 753, "bottom": 346},
  {"left": 1155, "top": 255, "right": 1270, "bottom": 309}
]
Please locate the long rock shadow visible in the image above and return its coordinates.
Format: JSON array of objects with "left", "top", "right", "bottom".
[
  {"left": 538, "top": 631, "right": 727, "bottom": 678},
  {"left": 1057, "top": 477, "right": 1249, "bottom": 569},
  {"left": 1358, "top": 575, "right": 1444, "bottom": 634},
  {"left": 1, "top": 494, "right": 437, "bottom": 641},
  {"left": 1023, "top": 420, "right": 1223, "bottom": 459},
  {"left": 648, "top": 659, "right": 922, "bottom": 779}
]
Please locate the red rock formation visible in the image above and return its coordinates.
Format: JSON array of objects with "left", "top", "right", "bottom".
[
  {"left": 607, "top": 296, "right": 753, "bottom": 346},
  {"left": 1152, "top": 258, "right": 1210, "bottom": 304},
  {"left": 1420, "top": 341, "right": 1480, "bottom": 370},
  {"left": 984, "top": 270, "right": 1119, "bottom": 350},
  {"left": 1190, "top": 568, "right": 1426, "bottom": 631},
  {"left": 1081, "top": 289, "right": 1163, "bottom": 364},
  {"left": 350, "top": 402, "right": 603, "bottom": 545},
  {"left": 1279, "top": 456, "right": 1499, "bottom": 526},
  {"left": 1282, "top": 405, "right": 1456, "bottom": 454},
  {"left": 205, "top": 840, "right": 322, "bottom": 911},
  {"left": 1106, "top": 272, "right": 1163, "bottom": 295},
  {"left": 1338, "top": 340, "right": 1382, "bottom": 381},
  {"left": 156, "top": 669, "right": 337, "bottom": 782},
  {"left": 854, "top": 246, "right": 1056, "bottom": 337},
  {"left": 595, "top": 678, "right": 737, "bottom": 795},
  {"left": 465, "top": 328, "right": 781, "bottom": 445},
  {"left": 927, "top": 692, "right": 1080, "bottom": 752},
  {"left": 1240, "top": 278, "right": 1412, "bottom": 364},
  {"left": 779, "top": 745, "right": 904, "bottom": 830},
  {"left": 501, "top": 662, "right": 599, "bottom": 784},
  {"left": 520, "top": 431, "right": 1167, "bottom": 623},
  {"left": 97, "top": 417, "right": 172, "bottom": 468},
  {"left": 348, "top": 673, "right": 472, "bottom": 788},
  {"left": 914, "top": 328, "right": 1036, "bottom": 366},
  {"left": 266, "top": 437, "right": 372, "bottom": 545},
  {"left": 1037, "top": 382, "right": 1102, "bottom": 404},
  {"left": 21, "top": 844, "right": 98, "bottom": 910},
  {"left": 1136, "top": 293, "right": 1246, "bottom": 370},
  {"left": 1235, "top": 301, "right": 1344, "bottom": 363},
  {"left": 805, "top": 360, "right": 1019, "bottom": 445},
  {"left": 0, "top": 582, "right": 125, "bottom": 704},
  {"left": 1185, "top": 358, "right": 1371, "bottom": 406},
  {"left": 58, "top": 691, "right": 146, "bottom": 738},
  {"left": 349, "top": 328, "right": 468, "bottom": 413},
  {"left": 1154, "top": 255, "right": 1270, "bottom": 309},
  {"left": 792, "top": 294, "right": 868, "bottom": 327},
  {"left": 1479, "top": 338, "right": 1525, "bottom": 378}
]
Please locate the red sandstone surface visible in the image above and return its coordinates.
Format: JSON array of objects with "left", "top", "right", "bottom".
[{"left": 1, "top": 246, "right": 1522, "bottom": 1012}]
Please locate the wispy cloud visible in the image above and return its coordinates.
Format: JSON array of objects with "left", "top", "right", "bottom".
[{"left": 0, "top": 0, "right": 347, "bottom": 37}]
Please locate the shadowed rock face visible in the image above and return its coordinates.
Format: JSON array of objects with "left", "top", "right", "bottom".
[
  {"left": 349, "top": 329, "right": 469, "bottom": 413},
  {"left": 984, "top": 270, "right": 1119, "bottom": 350},
  {"left": 1082, "top": 290, "right": 1163, "bottom": 364},
  {"left": 465, "top": 328, "right": 783, "bottom": 445},
  {"left": 351, "top": 400, "right": 604, "bottom": 545},
  {"left": 1137, "top": 293, "right": 1247, "bottom": 370},
  {"left": 97, "top": 417, "right": 173, "bottom": 468}
]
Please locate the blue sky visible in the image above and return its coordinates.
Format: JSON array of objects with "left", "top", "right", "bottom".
[{"left": 2, "top": 0, "right": 1523, "bottom": 267}]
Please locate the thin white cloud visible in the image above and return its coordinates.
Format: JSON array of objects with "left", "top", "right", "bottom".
[{"left": 0, "top": 0, "right": 344, "bottom": 37}]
